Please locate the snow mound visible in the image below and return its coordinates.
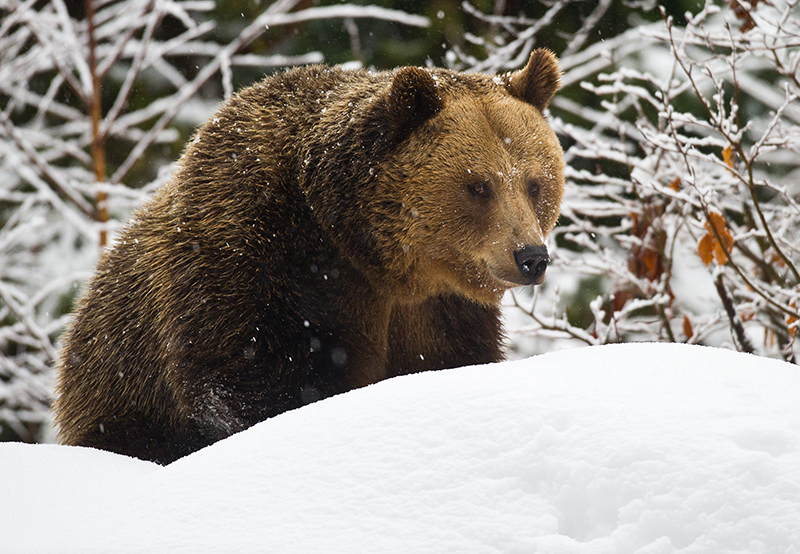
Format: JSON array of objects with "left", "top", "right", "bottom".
[{"left": 4, "top": 343, "right": 800, "bottom": 553}]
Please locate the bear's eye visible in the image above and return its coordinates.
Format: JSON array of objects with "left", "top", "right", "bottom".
[
  {"left": 528, "top": 180, "right": 541, "bottom": 200},
  {"left": 467, "top": 180, "right": 491, "bottom": 199}
]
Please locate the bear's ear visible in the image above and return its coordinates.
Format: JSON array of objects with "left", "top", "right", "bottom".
[
  {"left": 505, "top": 48, "right": 561, "bottom": 112},
  {"left": 387, "top": 66, "right": 443, "bottom": 132}
]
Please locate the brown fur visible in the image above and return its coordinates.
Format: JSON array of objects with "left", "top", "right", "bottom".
[{"left": 53, "top": 50, "right": 565, "bottom": 464}]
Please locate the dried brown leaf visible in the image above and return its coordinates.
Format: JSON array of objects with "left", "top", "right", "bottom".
[
  {"left": 682, "top": 315, "right": 694, "bottom": 340},
  {"left": 722, "top": 145, "right": 735, "bottom": 169},
  {"left": 698, "top": 212, "right": 734, "bottom": 266},
  {"left": 698, "top": 234, "right": 715, "bottom": 266}
]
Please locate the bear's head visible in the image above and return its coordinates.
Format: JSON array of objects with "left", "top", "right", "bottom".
[
  {"left": 302, "top": 49, "right": 564, "bottom": 305},
  {"left": 380, "top": 49, "right": 564, "bottom": 303}
]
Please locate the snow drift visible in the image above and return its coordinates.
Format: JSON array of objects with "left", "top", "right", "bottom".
[{"left": 3, "top": 342, "right": 800, "bottom": 553}]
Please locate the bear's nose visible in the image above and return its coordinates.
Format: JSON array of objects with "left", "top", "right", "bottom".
[{"left": 514, "top": 245, "right": 549, "bottom": 283}]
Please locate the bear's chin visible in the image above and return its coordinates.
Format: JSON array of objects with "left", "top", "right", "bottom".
[
  {"left": 446, "top": 268, "right": 547, "bottom": 305},
  {"left": 486, "top": 263, "right": 547, "bottom": 289},
  {"left": 499, "top": 271, "right": 547, "bottom": 288},
  {"left": 427, "top": 259, "right": 548, "bottom": 304},
  {"left": 448, "top": 271, "right": 520, "bottom": 305}
]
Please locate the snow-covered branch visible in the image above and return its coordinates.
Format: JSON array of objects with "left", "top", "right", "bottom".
[{"left": 458, "top": 0, "right": 800, "bottom": 361}]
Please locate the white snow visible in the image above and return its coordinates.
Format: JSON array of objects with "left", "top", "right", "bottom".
[{"left": 3, "top": 342, "right": 800, "bottom": 553}]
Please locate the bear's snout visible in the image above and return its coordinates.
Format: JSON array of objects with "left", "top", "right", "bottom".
[{"left": 513, "top": 245, "right": 549, "bottom": 285}]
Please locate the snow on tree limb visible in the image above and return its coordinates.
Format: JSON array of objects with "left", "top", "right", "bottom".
[{"left": 462, "top": 0, "right": 800, "bottom": 360}]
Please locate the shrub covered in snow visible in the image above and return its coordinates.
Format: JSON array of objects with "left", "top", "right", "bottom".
[{"left": 477, "top": 1, "right": 800, "bottom": 361}]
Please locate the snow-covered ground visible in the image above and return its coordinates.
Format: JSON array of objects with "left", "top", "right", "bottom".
[{"left": 3, "top": 342, "right": 800, "bottom": 553}]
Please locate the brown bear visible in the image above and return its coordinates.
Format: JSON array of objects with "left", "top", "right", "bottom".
[{"left": 53, "top": 49, "right": 565, "bottom": 464}]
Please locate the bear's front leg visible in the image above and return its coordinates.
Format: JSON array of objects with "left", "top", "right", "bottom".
[{"left": 386, "top": 294, "right": 504, "bottom": 377}]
